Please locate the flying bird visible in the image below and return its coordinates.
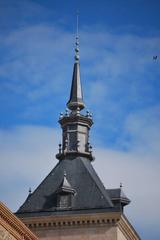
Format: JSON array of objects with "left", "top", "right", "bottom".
[{"left": 153, "top": 56, "right": 158, "bottom": 60}]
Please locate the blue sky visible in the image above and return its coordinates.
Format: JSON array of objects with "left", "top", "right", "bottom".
[{"left": 0, "top": 0, "right": 160, "bottom": 239}]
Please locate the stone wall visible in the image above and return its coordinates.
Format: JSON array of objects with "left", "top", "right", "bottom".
[{"left": 33, "top": 224, "right": 117, "bottom": 240}]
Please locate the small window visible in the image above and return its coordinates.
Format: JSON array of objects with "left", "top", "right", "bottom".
[
  {"left": 68, "top": 125, "right": 76, "bottom": 130},
  {"left": 68, "top": 132, "right": 77, "bottom": 151},
  {"left": 57, "top": 194, "right": 72, "bottom": 209}
]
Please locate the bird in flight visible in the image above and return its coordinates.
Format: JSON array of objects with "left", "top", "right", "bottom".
[{"left": 153, "top": 56, "right": 158, "bottom": 60}]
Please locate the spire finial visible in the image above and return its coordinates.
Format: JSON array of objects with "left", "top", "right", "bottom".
[
  {"left": 75, "top": 12, "right": 79, "bottom": 62},
  {"left": 76, "top": 11, "right": 79, "bottom": 37},
  {"left": 67, "top": 12, "right": 85, "bottom": 111},
  {"left": 64, "top": 170, "right": 67, "bottom": 177},
  {"left": 29, "top": 187, "right": 32, "bottom": 195}
]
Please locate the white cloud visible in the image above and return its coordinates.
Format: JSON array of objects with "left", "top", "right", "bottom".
[
  {"left": 1, "top": 24, "right": 159, "bottom": 103},
  {"left": 0, "top": 24, "right": 73, "bottom": 89},
  {"left": 117, "top": 105, "right": 160, "bottom": 154},
  {"left": 0, "top": 22, "right": 159, "bottom": 129},
  {"left": 0, "top": 125, "right": 60, "bottom": 210}
]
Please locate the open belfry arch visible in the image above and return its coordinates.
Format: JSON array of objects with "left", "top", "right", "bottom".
[{"left": 16, "top": 19, "right": 140, "bottom": 240}]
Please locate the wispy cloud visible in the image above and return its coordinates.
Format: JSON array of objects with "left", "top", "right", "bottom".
[
  {"left": 121, "top": 105, "right": 160, "bottom": 154},
  {"left": 0, "top": 23, "right": 159, "bottom": 106},
  {"left": 1, "top": 23, "right": 160, "bottom": 141},
  {"left": 0, "top": 24, "right": 73, "bottom": 94},
  {"left": 0, "top": 125, "right": 60, "bottom": 210},
  {"left": 0, "top": 0, "right": 52, "bottom": 32}
]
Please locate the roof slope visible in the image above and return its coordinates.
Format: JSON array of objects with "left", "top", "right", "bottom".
[
  {"left": 107, "top": 188, "right": 130, "bottom": 200},
  {"left": 17, "top": 157, "right": 113, "bottom": 214}
]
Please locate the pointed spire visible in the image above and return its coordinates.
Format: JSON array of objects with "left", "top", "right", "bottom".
[{"left": 67, "top": 13, "right": 85, "bottom": 111}]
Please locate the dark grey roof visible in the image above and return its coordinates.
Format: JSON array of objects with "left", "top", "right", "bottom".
[
  {"left": 67, "top": 62, "right": 85, "bottom": 111},
  {"left": 107, "top": 188, "right": 130, "bottom": 206},
  {"left": 17, "top": 157, "right": 114, "bottom": 214}
]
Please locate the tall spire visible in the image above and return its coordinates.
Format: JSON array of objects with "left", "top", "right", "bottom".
[
  {"left": 67, "top": 13, "right": 85, "bottom": 111},
  {"left": 56, "top": 14, "right": 94, "bottom": 161}
]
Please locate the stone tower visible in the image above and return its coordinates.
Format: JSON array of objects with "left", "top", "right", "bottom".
[{"left": 16, "top": 27, "right": 140, "bottom": 240}]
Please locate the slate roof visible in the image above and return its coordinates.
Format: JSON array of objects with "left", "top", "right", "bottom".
[
  {"left": 17, "top": 157, "right": 115, "bottom": 215},
  {"left": 107, "top": 188, "right": 131, "bottom": 206}
]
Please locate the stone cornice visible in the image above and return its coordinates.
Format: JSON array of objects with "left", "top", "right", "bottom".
[
  {"left": 56, "top": 151, "right": 94, "bottom": 161},
  {"left": 19, "top": 211, "right": 140, "bottom": 239},
  {"left": 59, "top": 115, "right": 93, "bottom": 128},
  {"left": 117, "top": 214, "right": 141, "bottom": 240},
  {"left": 0, "top": 202, "right": 38, "bottom": 240},
  {"left": 19, "top": 212, "right": 121, "bottom": 230}
]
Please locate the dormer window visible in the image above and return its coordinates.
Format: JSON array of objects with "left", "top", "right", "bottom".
[
  {"left": 56, "top": 172, "right": 76, "bottom": 210},
  {"left": 57, "top": 193, "right": 72, "bottom": 209}
]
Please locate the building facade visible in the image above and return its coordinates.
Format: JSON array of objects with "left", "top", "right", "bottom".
[{"left": 16, "top": 33, "right": 140, "bottom": 240}]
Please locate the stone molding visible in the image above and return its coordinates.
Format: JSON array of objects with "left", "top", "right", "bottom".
[
  {"left": 0, "top": 202, "right": 38, "bottom": 240},
  {"left": 19, "top": 212, "right": 140, "bottom": 239},
  {"left": 117, "top": 214, "right": 140, "bottom": 240},
  {"left": 20, "top": 212, "right": 121, "bottom": 230}
]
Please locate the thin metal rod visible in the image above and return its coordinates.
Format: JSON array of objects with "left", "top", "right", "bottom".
[
  {"left": 76, "top": 11, "right": 79, "bottom": 38},
  {"left": 75, "top": 11, "right": 80, "bottom": 62}
]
